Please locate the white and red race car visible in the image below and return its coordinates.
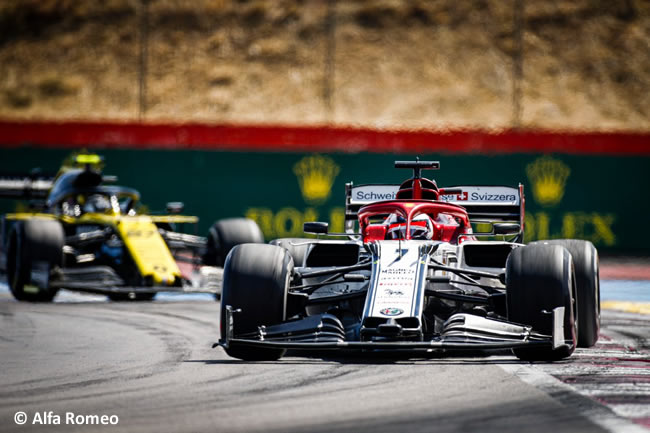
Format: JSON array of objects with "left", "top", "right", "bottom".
[{"left": 216, "top": 160, "right": 600, "bottom": 362}]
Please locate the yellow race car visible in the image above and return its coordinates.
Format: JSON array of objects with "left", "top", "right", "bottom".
[{"left": 0, "top": 153, "right": 263, "bottom": 302}]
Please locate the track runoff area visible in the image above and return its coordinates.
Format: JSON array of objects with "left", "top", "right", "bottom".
[{"left": 1, "top": 262, "right": 649, "bottom": 432}]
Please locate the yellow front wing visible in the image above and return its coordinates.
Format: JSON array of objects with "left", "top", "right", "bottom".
[{"left": 115, "top": 217, "right": 181, "bottom": 286}]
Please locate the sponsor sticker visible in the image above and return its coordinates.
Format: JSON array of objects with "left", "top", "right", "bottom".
[
  {"left": 383, "top": 289, "right": 405, "bottom": 296},
  {"left": 439, "top": 186, "right": 519, "bottom": 205},
  {"left": 379, "top": 307, "right": 404, "bottom": 316},
  {"left": 350, "top": 185, "right": 398, "bottom": 204}
]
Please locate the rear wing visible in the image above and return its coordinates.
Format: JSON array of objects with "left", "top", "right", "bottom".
[
  {"left": 344, "top": 183, "right": 397, "bottom": 233},
  {"left": 0, "top": 173, "right": 53, "bottom": 200},
  {"left": 0, "top": 153, "right": 110, "bottom": 202},
  {"left": 344, "top": 182, "right": 525, "bottom": 233}
]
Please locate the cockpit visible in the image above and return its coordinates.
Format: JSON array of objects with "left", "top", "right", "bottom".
[
  {"left": 58, "top": 192, "right": 134, "bottom": 217},
  {"left": 47, "top": 168, "right": 140, "bottom": 217},
  {"left": 358, "top": 201, "right": 472, "bottom": 244},
  {"left": 385, "top": 213, "right": 434, "bottom": 240}
]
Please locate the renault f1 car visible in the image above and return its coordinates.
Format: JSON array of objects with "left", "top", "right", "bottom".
[
  {"left": 0, "top": 153, "right": 263, "bottom": 302},
  {"left": 216, "top": 160, "right": 600, "bottom": 361}
]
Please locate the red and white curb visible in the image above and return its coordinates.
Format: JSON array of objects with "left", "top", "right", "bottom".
[{"left": 501, "top": 311, "right": 650, "bottom": 432}]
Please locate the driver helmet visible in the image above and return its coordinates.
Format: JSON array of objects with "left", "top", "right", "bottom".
[
  {"left": 385, "top": 213, "right": 433, "bottom": 240},
  {"left": 83, "top": 194, "right": 111, "bottom": 214}
]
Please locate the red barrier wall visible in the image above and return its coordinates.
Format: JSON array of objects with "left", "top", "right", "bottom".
[{"left": 0, "top": 120, "right": 649, "bottom": 155}]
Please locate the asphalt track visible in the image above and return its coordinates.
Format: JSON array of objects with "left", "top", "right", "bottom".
[{"left": 0, "top": 284, "right": 648, "bottom": 433}]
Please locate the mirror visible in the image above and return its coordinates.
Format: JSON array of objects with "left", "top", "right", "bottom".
[
  {"left": 166, "top": 201, "right": 184, "bottom": 214},
  {"left": 303, "top": 221, "right": 328, "bottom": 234}
]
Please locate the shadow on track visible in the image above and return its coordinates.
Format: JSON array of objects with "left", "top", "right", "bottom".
[{"left": 186, "top": 349, "right": 539, "bottom": 366}]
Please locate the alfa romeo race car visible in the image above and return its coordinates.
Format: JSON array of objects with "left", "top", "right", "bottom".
[
  {"left": 216, "top": 160, "right": 600, "bottom": 361},
  {"left": 0, "top": 153, "right": 263, "bottom": 302}
]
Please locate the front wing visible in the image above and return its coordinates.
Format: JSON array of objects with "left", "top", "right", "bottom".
[
  {"left": 215, "top": 305, "right": 569, "bottom": 353},
  {"left": 31, "top": 263, "right": 222, "bottom": 295}
]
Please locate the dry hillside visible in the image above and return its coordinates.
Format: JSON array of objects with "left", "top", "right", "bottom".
[{"left": 0, "top": 0, "right": 648, "bottom": 130}]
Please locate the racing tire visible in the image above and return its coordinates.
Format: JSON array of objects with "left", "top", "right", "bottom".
[
  {"left": 204, "top": 218, "right": 264, "bottom": 267},
  {"left": 220, "top": 243, "right": 293, "bottom": 361},
  {"left": 269, "top": 238, "right": 310, "bottom": 267},
  {"left": 532, "top": 240, "right": 600, "bottom": 348},
  {"left": 107, "top": 293, "right": 157, "bottom": 302},
  {"left": 7, "top": 219, "right": 64, "bottom": 302},
  {"left": 506, "top": 244, "right": 577, "bottom": 361}
]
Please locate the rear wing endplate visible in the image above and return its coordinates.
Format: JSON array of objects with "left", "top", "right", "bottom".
[{"left": 345, "top": 182, "right": 525, "bottom": 233}]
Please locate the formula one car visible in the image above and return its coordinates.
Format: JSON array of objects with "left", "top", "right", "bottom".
[
  {"left": 217, "top": 160, "right": 600, "bottom": 361},
  {"left": 0, "top": 153, "right": 263, "bottom": 302}
]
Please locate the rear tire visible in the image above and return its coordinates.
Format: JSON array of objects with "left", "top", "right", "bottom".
[
  {"left": 220, "top": 244, "right": 293, "bottom": 361},
  {"left": 533, "top": 240, "right": 600, "bottom": 348},
  {"left": 204, "top": 218, "right": 264, "bottom": 267},
  {"left": 269, "top": 238, "right": 310, "bottom": 267},
  {"left": 506, "top": 244, "right": 577, "bottom": 361},
  {"left": 7, "top": 219, "right": 63, "bottom": 302}
]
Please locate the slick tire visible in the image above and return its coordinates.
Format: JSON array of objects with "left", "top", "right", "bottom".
[
  {"left": 269, "top": 238, "right": 311, "bottom": 267},
  {"left": 506, "top": 244, "right": 577, "bottom": 361},
  {"left": 7, "top": 219, "right": 63, "bottom": 302},
  {"left": 204, "top": 218, "right": 264, "bottom": 267},
  {"left": 220, "top": 243, "right": 293, "bottom": 361},
  {"left": 532, "top": 240, "right": 600, "bottom": 347}
]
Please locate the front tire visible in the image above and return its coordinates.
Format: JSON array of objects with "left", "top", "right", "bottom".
[
  {"left": 7, "top": 219, "right": 63, "bottom": 302},
  {"left": 220, "top": 243, "right": 293, "bottom": 361},
  {"left": 533, "top": 240, "right": 600, "bottom": 348},
  {"left": 506, "top": 244, "right": 577, "bottom": 361}
]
